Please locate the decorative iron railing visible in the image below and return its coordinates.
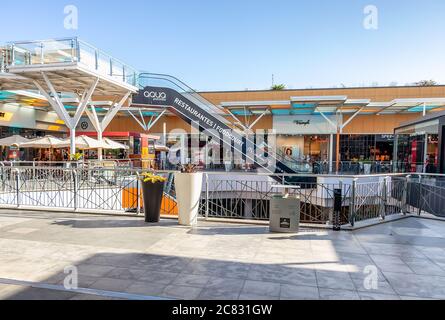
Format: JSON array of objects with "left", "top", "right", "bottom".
[{"left": 0, "top": 167, "right": 443, "bottom": 225}]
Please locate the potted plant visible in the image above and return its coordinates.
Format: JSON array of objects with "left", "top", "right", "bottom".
[
  {"left": 362, "top": 159, "right": 372, "bottom": 175},
  {"left": 174, "top": 164, "right": 203, "bottom": 226},
  {"left": 69, "top": 152, "right": 83, "bottom": 168},
  {"left": 140, "top": 172, "right": 167, "bottom": 223}
]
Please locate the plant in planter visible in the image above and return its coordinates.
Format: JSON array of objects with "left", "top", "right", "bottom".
[
  {"left": 70, "top": 152, "right": 83, "bottom": 161},
  {"left": 361, "top": 159, "right": 373, "bottom": 174},
  {"left": 69, "top": 152, "right": 83, "bottom": 168},
  {"left": 140, "top": 172, "right": 167, "bottom": 223},
  {"left": 174, "top": 164, "right": 203, "bottom": 226}
]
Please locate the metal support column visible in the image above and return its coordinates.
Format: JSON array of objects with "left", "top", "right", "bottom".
[
  {"left": 205, "top": 173, "right": 209, "bottom": 220},
  {"left": 380, "top": 177, "right": 388, "bottom": 220},
  {"left": 350, "top": 178, "right": 357, "bottom": 226},
  {"left": 402, "top": 175, "right": 410, "bottom": 214}
]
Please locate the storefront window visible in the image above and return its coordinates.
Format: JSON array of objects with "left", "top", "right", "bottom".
[
  {"left": 277, "top": 134, "right": 330, "bottom": 172},
  {"left": 340, "top": 134, "right": 394, "bottom": 162},
  {"left": 394, "top": 119, "right": 439, "bottom": 173}
]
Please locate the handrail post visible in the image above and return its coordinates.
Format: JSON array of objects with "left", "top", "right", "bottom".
[
  {"left": 71, "top": 38, "right": 75, "bottom": 62},
  {"left": 205, "top": 173, "right": 209, "bottom": 220},
  {"left": 40, "top": 42, "right": 44, "bottom": 64},
  {"left": 15, "top": 168, "right": 20, "bottom": 208},
  {"left": 380, "top": 176, "right": 388, "bottom": 220},
  {"left": 418, "top": 175, "right": 422, "bottom": 216},
  {"left": 136, "top": 172, "right": 141, "bottom": 215},
  {"left": 94, "top": 49, "right": 98, "bottom": 70},
  {"left": 402, "top": 175, "right": 410, "bottom": 214},
  {"left": 350, "top": 178, "right": 357, "bottom": 227},
  {"left": 11, "top": 44, "right": 15, "bottom": 66},
  {"left": 72, "top": 168, "right": 78, "bottom": 211}
]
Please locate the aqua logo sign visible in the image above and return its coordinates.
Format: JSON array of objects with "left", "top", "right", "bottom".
[{"left": 143, "top": 91, "right": 167, "bottom": 102}]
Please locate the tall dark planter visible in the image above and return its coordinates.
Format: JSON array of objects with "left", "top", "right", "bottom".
[{"left": 142, "top": 181, "right": 164, "bottom": 223}]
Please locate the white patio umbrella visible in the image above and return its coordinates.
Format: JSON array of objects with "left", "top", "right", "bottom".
[
  {"left": 58, "top": 135, "right": 107, "bottom": 150},
  {"left": 103, "top": 138, "right": 129, "bottom": 150},
  {"left": 0, "top": 135, "right": 31, "bottom": 147},
  {"left": 19, "top": 136, "right": 65, "bottom": 148},
  {"left": 19, "top": 136, "right": 66, "bottom": 161}
]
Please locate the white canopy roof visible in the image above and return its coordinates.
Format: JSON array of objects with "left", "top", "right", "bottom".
[
  {"left": 0, "top": 135, "right": 31, "bottom": 147},
  {"left": 103, "top": 138, "right": 129, "bottom": 150},
  {"left": 19, "top": 136, "right": 65, "bottom": 148},
  {"left": 57, "top": 135, "right": 107, "bottom": 150}
]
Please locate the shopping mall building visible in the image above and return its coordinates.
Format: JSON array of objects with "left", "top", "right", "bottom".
[
  {"left": 1, "top": 38, "right": 445, "bottom": 174},
  {"left": 105, "top": 84, "right": 445, "bottom": 174}
]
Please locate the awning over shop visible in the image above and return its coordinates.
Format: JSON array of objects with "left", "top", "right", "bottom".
[{"left": 0, "top": 135, "right": 31, "bottom": 147}]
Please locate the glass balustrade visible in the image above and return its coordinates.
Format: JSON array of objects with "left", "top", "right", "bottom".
[{"left": 5, "top": 38, "right": 137, "bottom": 87}]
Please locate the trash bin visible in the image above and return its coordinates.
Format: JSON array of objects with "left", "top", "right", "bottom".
[{"left": 269, "top": 194, "right": 300, "bottom": 233}]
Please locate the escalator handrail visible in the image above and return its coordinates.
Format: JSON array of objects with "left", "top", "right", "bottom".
[
  {"left": 138, "top": 73, "right": 233, "bottom": 126},
  {"left": 138, "top": 72, "right": 227, "bottom": 114}
]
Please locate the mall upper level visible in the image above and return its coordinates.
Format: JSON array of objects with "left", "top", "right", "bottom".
[{"left": 2, "top": 37, "right": 445, "bottom": 136}]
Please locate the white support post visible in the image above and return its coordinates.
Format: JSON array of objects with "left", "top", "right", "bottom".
[
  {"left": 33, "top": 79, "right": 73, "bottom": 128},
  {"left": 101, "top": 91, "right": 132, "bottom": 131},
  {"left": 98, "top": 130, "right": 103, "bottom": 161},
  {"left": 128, "top": 110, "right": 147, "bottom": 130},
  {"left": 85, "top": 105, "right": 103, "bottom": 160},
  {"left": 72, "top": 78, "right": 100, "bottom": 126},
  {"left": 329, "top": 134, "right": 334, "bottom": 173},
  {"left": 318, "top": 110, "right": 338, "bottom": 131},
  {"left": 226, "top": 109, "right": 248, "bottom": 131},
  {"left": 146, "top": 110, "right": 166, "bottom": 131},
  {"left": 70, "top": 128, "right": 76, "bottom": 156},
  {"left": 247, "top": 110, "right": 268, "bottom": 131},
  {"left": 85, "top": 105, "right": 101, "bottom": 133},
  {"left": 341, "top": 107, "right": 364, "bottom": 131},
  {"left": 138, "top": 109, "right": 148, "bottom": 130}
]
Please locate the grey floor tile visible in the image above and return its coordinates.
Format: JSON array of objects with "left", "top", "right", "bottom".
[
  {"left": 401, "top": 258, "right": 445, "bottom": 276},
  {"left": 319, "top": 288, "right": 360, "bottom": 300},
  {"left": 359, "top": 292, "right": 400, "bottom": 300},
  {"left": 384, "top": 272, "right": 445, "bottom": 299},
  {"left": 88, "top": 278, "right": 134, "bottom": 292},
  {"left": 315, "top": 271, "right": 355, "bottom": 290},
  {"left": 76, "top": 264, "right": 115, "bottom": 277},
  {"left": 239, "top": 293, "right": 279, "bottom": 300},
  {"left": 351, "top": 277, "right": 397, "bottom": 295},
  {"left": 242, "top": 280, "right": 281, "bottom": 297},
  {"left": 105, "top": 268, "right": 146, "bottom": 280},
  {"left": 69, "top": 293, "right": 124, "bottom": 300},
  {"left": 280, "top": 284, "right": 319, "bottom": 300},
  {"left": 173, "top": 274, "right": 210, "bottom": 287},
  {"left": 139, "top": 271, "right": 179, "bottom": 285},
  {"left": 3, "top": 287, "right": 77, "bottom": 300},
  {"left": 125, "top": 281, "right": 167, "bottom": 297},
  {"left": 162, "top": 285, "right": 203, "bottom": 300}
]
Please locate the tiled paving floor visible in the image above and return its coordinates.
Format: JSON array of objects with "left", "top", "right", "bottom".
[{"left": 1, "top": 210, "right": 445, "bottom": 300}]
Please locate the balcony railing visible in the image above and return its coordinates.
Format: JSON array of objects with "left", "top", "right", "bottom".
[
  {"left": 5, "top": 38, "right": 138, "bottom": 86},
  {"left": 0, "top": 164, "right": 443, "bottom": 228}
]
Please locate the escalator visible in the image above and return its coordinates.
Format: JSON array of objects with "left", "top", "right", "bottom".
[{"left": 133, "top": 73, "right": 316, "bottom": 185}]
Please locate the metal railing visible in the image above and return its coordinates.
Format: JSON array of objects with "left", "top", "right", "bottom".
[
  {"left": 0, "top": 166, "right": 443, "bottom": 225},
  {"left": 4, "top": 38, "right": 138, "bottom": 86},
  {"left": 0, "top": 166, "right": 177, "bottom": 216}
]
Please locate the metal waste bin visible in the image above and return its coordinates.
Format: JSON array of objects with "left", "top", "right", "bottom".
[{"left": 269, "top": 194, "right": 300, "bottom": 233}]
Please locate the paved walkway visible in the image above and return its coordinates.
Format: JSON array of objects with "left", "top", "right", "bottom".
[{"left": 0, "top": 210, "right": 445, "bottom": 300}]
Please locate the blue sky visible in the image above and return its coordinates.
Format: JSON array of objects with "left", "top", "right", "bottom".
[{"left": 1, "top": 0, "right": 444, "bottom": 91}]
